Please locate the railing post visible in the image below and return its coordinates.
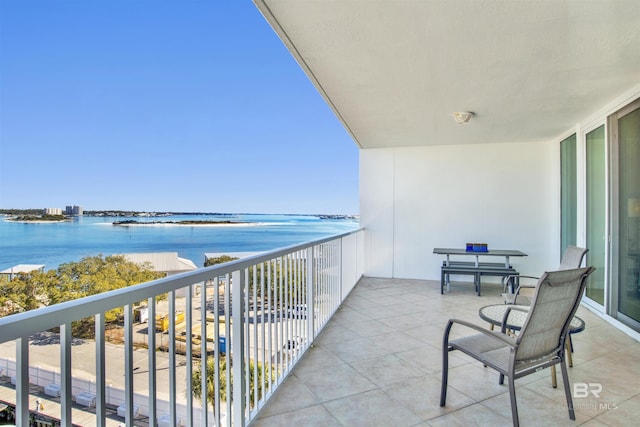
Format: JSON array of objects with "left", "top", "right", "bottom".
[
  {"left": 123, "top": 305, "right": 134, "bottom": 426},
  {"left": 307, "top": 246, "right": 315, "bottom": 340},
  {"left": 185, "top": 285, "right": 193, "bottom": 427},
  {"left": 96, "top": 313, "right": 107, "bottom": 427},
  {"left": 168, "top": 291, "right": 177, "bottom": 426},
  {"left": 148, "top": 296, "right": 157, "bottom": 427},
  {"left": 231, "top": 269, "right": 245, "bottom": 427},
  {"left": 224, "top": 274, "right": 232, "bottom": 424},
  {"left": 16, "top": 337, "right": 29, "bottom": 427},
  {"left": 339, "top": 236, "right": 344, "bottom": 303},
  {"left": 61, "top": 322, "right": 72, "bottom": 426},
  {"left": 199, "top": 281, "right": 208, "bottom": 427}
]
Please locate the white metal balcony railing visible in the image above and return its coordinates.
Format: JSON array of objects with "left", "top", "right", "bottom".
[{"left": 0, "top": 228, "right": 365, "bottom": 427}]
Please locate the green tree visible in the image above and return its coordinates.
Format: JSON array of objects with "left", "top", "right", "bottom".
[
  {"left": 204, "top": 255, "right": 239, "bottom": 267},
  {"left": 203, "top": 254, "right": 307, "bottom": 311},
  {"left": 56, "top": 255, "right": 163, "bottom": 334},
  {"left": 0, "top": 269, "right": 61, "bottom": 312},
  {"left": 192, "top": 357, "right": 228, "bottom": 405},
  {"left": 248, "top": 260, "right": 307, "bottom": 311},
  {"left": 57, "top": 254, "right": 161, "bottom": 304},
  {"left": 0, "top": 255, "right": 164, "bottom": 336}
]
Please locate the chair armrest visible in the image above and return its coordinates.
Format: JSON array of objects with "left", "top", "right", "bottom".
[
  {"left": 500, "top": 306, "right": 529, "bottom": 334},
  {"left": 503, "top": 286, "right": 535, "bottom": 304},
  {"left": 502, "top": 275, "right": 540, "bottom": 293},
  {"left": 444, "top": 318, "right": 516, "bottom": 348},
  {"left": 518, "top": 275, "right": 540, "bottom": 280},
  {"left": 514, "top": 283, "right": 536, "bottom": 293},
  {"left": 511, "top": 280, "right": 538, "bottom": 304},
  {"left": 502, "top": 274, "right": 540, "bottom": 301},
  {"left": 501, "top": 275, "right": 518, "bottom": 292}
]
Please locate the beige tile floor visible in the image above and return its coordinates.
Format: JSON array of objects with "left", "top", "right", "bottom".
[{"left": 252, "top": 277, "right": 640, "bottom": 427}]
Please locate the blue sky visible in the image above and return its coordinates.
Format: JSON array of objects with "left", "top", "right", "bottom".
[{"left": 0, "top": 1, "right": 359, "bottom": 215}]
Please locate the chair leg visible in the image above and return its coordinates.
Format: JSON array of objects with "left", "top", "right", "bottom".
[
  {"left": 440, "top": 325, "right": 452, "bottom": 407},
  {"left": 440, "top": 349, "right": 449, "bottom": 406},
  {"left": 508, "top": 374, "right": 520, "bottom": 427},
  {"left": 551, "top": 365, "right": 557, "bottom": 388},
  {"left": 560, "top": 360, "right": 576, "bottom": 420}
]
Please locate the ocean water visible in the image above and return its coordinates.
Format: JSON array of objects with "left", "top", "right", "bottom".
[{"left": 0, "top": 214, "right": 359, "bottom": 271}]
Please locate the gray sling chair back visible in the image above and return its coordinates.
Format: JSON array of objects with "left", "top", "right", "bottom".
[
  {"left": 440, "top": 266, "right": 595, "bottom": 427},
  {"left": 502, "top": 245, "right": 589, "bottom": 388},
  {"left": 502, "top": 245, "right": 588, "bottom": 305}
]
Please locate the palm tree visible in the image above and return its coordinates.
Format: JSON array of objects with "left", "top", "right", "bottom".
[
  {"left": 192, "top": 357, "right": 228, "bottom": 406},
  {"left": 191, "top": 357, "right": 274, "bottom": 411}
]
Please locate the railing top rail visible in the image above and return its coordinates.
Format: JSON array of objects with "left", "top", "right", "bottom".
[{"left": 0, "top": 228, "right": 363, "bottom": 342}]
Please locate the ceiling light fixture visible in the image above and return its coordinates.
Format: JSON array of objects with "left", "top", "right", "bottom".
[{"left": 453, "top": 111, "right": 474, "bottom": 124}]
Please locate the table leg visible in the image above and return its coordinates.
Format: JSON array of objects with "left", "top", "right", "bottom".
[
  {"left": 566, "top": 337, "right": 573, "bottom": 367},
  {"left": 506, "top": 275, "right": 518, "bottom": 294},
  {"left": 549, "top": 336, "right": 577, "bottom": 387}
]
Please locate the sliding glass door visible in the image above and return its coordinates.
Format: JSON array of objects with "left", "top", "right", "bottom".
[
  {"left": 585, "top": 125, "right": 606, "bottom": 305},
  {"left": 617, "top": 104, "right": 640, "bottom": 325},
  {"left": 573, "top": 98, "right": 640, "bottom": 332},
  {"left": 560, "top": 134, "right": 577, "bottom": 256}
]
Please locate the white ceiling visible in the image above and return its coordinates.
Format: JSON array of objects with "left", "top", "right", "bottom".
[{"left": 255, "top": 0, "right": 640, "bottom": 148}]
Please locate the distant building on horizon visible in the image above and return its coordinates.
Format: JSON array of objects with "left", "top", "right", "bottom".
[
  {"left": 65, "top": 205, "right": 83, "bottom": 216},
  {"left": 120, "top": 252, "right": 197, "bottom": 276},
  {"left": 120, "top": 252, "right": 198, "bottom": 298},
  {"left": 0, "top": 264, "right": 46, "bottom": 281},
  {"left": 43, "top": 207, "right": 62, "bottom": 215}
]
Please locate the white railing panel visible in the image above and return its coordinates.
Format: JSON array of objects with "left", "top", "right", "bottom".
[{"left": 0, "top": 228, "right": 363, "bottom": 426}]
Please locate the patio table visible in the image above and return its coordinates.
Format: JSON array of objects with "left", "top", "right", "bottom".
[
  {"left": 434, "top": 248, "right": 527, "bottom": 295},
  {"left": 479, "top": 304, "right": 585, "bottom": 335},
  {"left": 479, "top": 303, "right": 585, "bottom": 387}
]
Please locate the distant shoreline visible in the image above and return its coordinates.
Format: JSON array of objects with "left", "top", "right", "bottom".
[
  {"left": 6, "top": 219, "right": 68, "bottom": 224},
  {"left": 112, "top": 220, "right": 262, "bottom": 227},
  {"left": 1, "top": 211, "right": 359, "bottom": 219},
  {"left": 1, "top": 213, "right": 360, "bottom": 272}
]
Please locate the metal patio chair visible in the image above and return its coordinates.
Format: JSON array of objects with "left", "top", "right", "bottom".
[
  {"left": 440, "top": 266, "right": 595, "bottom": 427},
  {"left": 502, "top": 245, "right": 588, "bottom": 305},
  {"left": 500, "top": 246, "right": 589, "bottom": 387}
]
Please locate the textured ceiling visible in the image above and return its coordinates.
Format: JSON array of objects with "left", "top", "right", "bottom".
[{"left": 255, "top": 0, "right": 640, "bottom": 148}]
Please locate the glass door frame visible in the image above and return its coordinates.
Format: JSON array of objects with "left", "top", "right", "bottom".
[
  {"left": 582, "top": 120, "right": 610, "bottom": 313},
  {"left": 560, "top": 133, "right": 577, "bottom": 257},
  {"left": 609, "top": 98, "right": 640, "bottom": 329}
]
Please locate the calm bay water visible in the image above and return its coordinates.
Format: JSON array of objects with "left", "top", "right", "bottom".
[{"left": 0, "top": 214, "right": 359, "bottom": 271}]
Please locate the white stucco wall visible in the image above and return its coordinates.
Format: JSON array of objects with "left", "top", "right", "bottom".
[{"left": 360, "top": 140, "right": 560, "bottom": 281}]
